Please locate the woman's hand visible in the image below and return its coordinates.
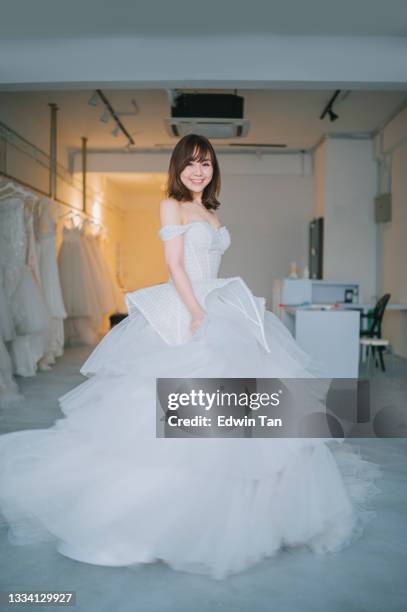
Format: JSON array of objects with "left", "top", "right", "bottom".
[{"left": 190, "top": 308, "right": 207, "bottom": 336}]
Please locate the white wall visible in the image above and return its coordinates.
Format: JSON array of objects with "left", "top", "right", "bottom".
[
  {"left": 219, "top": 172, "right": 314, "bottom": 307},
  {"left": 315, "top": 137, "right": 377, "bottom": 303},
  {"left": 375, "top": 107, "right": 407, "bottom": 358}
]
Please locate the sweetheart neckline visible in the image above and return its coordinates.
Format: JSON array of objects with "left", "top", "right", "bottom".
[{"left": 182, "top": 220, "right": 226, "bottom": 233}]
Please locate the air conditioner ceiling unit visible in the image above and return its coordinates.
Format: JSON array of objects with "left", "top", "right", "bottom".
[
  {"left": 164, "top": 118, "right": 250, "bottom": 139},
  {"left": 172, "top": 93, "right": 243, "bottom": 118},
  {"left": 165, "top": 92, "right": 249, "bottom": 139}
]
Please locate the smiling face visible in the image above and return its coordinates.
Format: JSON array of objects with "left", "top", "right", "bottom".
[
  {"left": 179, "top": 149, "right": 214, "bottom": 196},
  {"left": 167, "top": 134, "right": 221, "bottom": 210}
]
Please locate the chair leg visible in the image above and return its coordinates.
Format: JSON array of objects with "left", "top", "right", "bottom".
[
  {"left": 366, "top": 345, "right": 372, "bottom": 374},
  {"left": 371, "top": 345, "right": 378, "bottom": 368},
  {"left": 379, "top": 347, "right": 386, "bottom": 372}
]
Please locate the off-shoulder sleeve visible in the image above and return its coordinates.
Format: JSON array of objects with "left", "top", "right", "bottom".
[{"left": 158, "top": 224, "right": 189, "bottom": 241}]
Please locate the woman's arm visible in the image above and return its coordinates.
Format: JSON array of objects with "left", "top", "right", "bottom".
[{"left": 160, "top": 199, "right": 206, "bottom": 335}]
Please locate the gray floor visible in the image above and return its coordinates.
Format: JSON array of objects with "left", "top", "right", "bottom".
[{"left": 0, "top": 346, "right": 406, "bottom": 612}]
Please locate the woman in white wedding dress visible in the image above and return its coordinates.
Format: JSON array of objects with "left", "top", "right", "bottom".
[{"left": 0, "top": 135, "right": 380, "bottom": 580}]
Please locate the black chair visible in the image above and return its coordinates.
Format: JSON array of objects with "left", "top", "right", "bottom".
[{"left": 360, "top": 293, "right": 391, "bottom": 371}]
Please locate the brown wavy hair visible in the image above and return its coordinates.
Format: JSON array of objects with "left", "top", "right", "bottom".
[{"left": 166, "top": 134, "right": 221, "bottom": 211}]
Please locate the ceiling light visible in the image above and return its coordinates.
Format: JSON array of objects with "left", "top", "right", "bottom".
[
  {"left": 100, "top": 110, "right": 110, "bottom": 123},
  {"left": 88, "top": 93, "right": 98, "bottom": 107}
]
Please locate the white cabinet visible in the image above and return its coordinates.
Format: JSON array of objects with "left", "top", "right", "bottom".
[
  {"left": 294, "top": 309, "right": 360, "bottom": 378},
  {"left": 273, "top": 279, "right": 362, "bottom": 378}
]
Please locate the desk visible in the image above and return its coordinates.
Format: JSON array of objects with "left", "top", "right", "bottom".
[
  {"left": 283, "top": 303, "right": 407, "bottom": 376},
  {"left": 284, "top": 307, "right": 360, "bottom": 377},
  {"left": 274, "top": 279, "right": 407, "bottom": 376},
  {"left": 273, "top": 279, "right": 361, "bottom": 315}
]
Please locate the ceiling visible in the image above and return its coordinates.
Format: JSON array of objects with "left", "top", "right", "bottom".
[
  {"left": 1, "top": 0, "right": 407, "bottom": 39},
  {"left": 1, "top": 89, "right": 406, "bottom": 157}
]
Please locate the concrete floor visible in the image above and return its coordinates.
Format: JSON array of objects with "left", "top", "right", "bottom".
[{"left": 0, "top": 346, "right": 406, "bottom": 612}]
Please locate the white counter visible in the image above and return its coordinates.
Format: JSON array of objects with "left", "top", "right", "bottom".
[{"left": 283, "top": 307, "right": 360, "bottom": 378}]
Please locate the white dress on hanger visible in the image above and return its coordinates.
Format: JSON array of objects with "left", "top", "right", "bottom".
[
  {"left": 36, "top": 200, "right": 67, "bottom": 364},
  {"left": 0, "top": 197, "right": 26, "bottom": 312},
  {"left": 0, "top": 267, "right": 15, "bottom": 344},
  {"left": 0, "top": 196, "right": 44, "bottom": 377},
  {"left": 0, "top": 268, "right": 21, "bottom": 405},
  {"left": 58, "top": 225, "right": 102, "bottom": 345},
  {"left": 0, "top": 221, "right": 381, "bottom": 580},
  {"left": 81, "top": 229, "right": 116, "bottom": 315},
  {"left": 9, "top": 204, "right": 49, "bottom": 376},
  {"left": 94, "top": 233, "right": 126, "bottom": 313},
  {"left": 0, "top": 337, "right": 22, "bottom": 405}
]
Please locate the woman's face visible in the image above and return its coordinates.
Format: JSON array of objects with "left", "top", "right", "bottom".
[{"left": 179, "top": 152, "right": 213, "bottom": 196}]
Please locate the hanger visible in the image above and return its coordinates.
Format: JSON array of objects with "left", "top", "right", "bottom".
[
  {"left": 0, "top": 180, "right": 34, "bottom": 201},
  {"left": 0, "top": 180, "right": 39, "bottom": 210}
]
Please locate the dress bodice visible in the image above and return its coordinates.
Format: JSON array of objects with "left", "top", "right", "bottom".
[
  {"left": 159, "top": 221, "right": 231, "bottom": 282},
  {"left": 126, "top": 219, "right": 270, "bottom": 352}
]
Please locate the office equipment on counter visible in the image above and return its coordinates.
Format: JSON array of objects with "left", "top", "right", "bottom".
[
  {"left": 273, "top": 279, "right": 360, "bottom": 318},
  {"left": 288, "top": 262, "right": 299, "bottom": 278}
]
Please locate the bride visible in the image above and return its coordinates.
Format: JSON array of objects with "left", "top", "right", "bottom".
[{"left": 0, "top": 134, "right": 380, "bottom": 580}]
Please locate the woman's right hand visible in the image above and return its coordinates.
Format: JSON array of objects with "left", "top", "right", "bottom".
[{"left": 190, "top": 309, "right": 207, "bottom": 335}]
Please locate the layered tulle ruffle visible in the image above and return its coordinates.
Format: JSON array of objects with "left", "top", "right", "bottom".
[{"left": 0, "top": 285, "right": 382, "bottom": 579}]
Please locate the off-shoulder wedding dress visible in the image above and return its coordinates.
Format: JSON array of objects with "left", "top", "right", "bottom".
[{"left": 0, "top": 221, "right": 381, "bottom": 580}]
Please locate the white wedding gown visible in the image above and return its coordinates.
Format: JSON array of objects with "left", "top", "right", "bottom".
[{"left": 0, "top": 221, "right": 381, "bottom": 580}]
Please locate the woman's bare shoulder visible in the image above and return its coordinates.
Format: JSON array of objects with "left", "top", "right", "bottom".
[{"left": 159, "top": 198, "right": 183, "bottom": 225}]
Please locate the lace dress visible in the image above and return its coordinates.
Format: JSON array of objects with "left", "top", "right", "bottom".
[
  {"left": 58, "top": 226, "right": 102, "bottom": 345},
  {"left": 35, "top": 199, "right": 67, "bottom": 365},
  {"left": 9, "top": 204, "right": 49, "bottom": 376}
]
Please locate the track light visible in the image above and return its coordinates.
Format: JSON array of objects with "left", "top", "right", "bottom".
[
  {"left": 328, "top": 109, "right": 338, "bottom": 122},
  {"left": 100, "top": 110, "right": 110, "bottom": 123},
  {"left": 89, "top": 89, "right": 136, "bottom": 145},
  {"left": 320, "top": 90, "right": 341, "bottom": 122},
  {"left": 88, "top": 93, "right": 98, "bottom": 107}
]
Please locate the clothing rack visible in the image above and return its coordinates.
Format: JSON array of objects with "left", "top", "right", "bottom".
[
  {"left": 0, "top": 119, "right": 124, "bottom": 220},
  {"left": 0, "top": 172, "right": 106, "bottom": 228}
]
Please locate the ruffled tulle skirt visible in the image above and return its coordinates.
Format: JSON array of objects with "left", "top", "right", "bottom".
[{"left": 0, "top": 284, "right": 382, "bottom": 580}]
